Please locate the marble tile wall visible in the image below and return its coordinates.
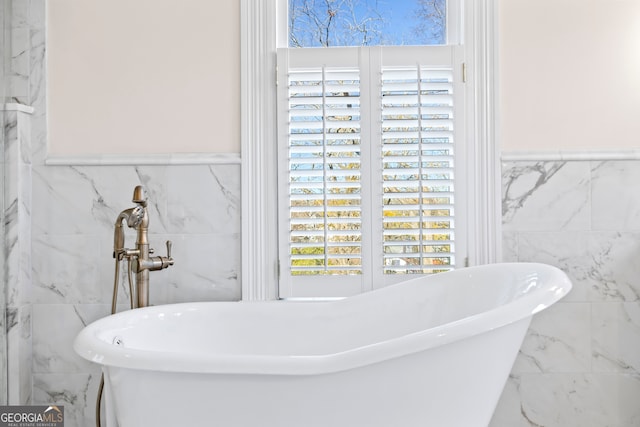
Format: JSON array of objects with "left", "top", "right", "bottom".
[
  {"left": 25, "top": 163, "right": 640, "bottom": 427},
  {"left": 26, "top": 160, "right": 640, "bottom": 427},
  {"left": 490, "top": 159, "right": 640, "bottom": 427}
]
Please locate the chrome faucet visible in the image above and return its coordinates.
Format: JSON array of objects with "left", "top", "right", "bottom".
[{"left": 113, "top": 185, "right": 174, "bottom": 308}]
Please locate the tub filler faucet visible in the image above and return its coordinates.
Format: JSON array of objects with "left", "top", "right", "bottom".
[
  {"left": 97, "top": 185, "right": 175, "bottom": 427},
  {"left": 113, "top": 185, "right": 174, "bottom": 308}
]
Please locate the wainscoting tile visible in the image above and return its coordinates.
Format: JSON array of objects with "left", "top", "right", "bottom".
[
  {"left": 10, "top": 27, "right": 30, "bottom": 83},
  {"left": 7, "top": 305, "right": 32, "bottom": 404},
  {"left": 512, "top": 302, "right": 591, "bottom": 374},
  {"left": 32, "top": 304, "right": 110, "bottom": 374},
  {"left": 586, "top": 232, "right": 640, "bottom": 302},
  {"left": 33, "top": 372, "right": 100, "bottom": 427},
  {"left": 10, "top": 0, "right": 29, "bottom": 28},
  {"left": 501, "top": 232, "right": 518, "bottom": 262},
  {"left": 161, "top": 233, "right": 242, "bottom": 303},
  {"left": 592, "top": 302, "right": 640, "bottom": 374},
  {"left": 502, "top": 161, "right": 591, "bottom": 232},
  {"left": 31, "top": 235, "right": 103, "bottom": 304},
  {"left": 491, "top": 373, "right": 639, "bottom": 427},
  {"left": 516, "top": 232, "right": 590, "bottom": 302},
  {"left": 166, "top": 164, "right": 240, "bottom": 235},
  {"left": 0, "top": 308, "right": 6, "bottom": 404},
  {"left": 32, "top": 165, "right": 169, "bottom": 237},
  {"left": 591, "top": 161, "right": 640, "bottom": 231},
  {"left": 33, "top": 166, "right": 112, "bottom": 236},
  {"left": 595, "top": 373, "right": 640, "bottom": 426}
]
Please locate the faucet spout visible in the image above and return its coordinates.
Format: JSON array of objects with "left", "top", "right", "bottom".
[{"left": 132, "top": 185, "right": 147, "bottom": 206}]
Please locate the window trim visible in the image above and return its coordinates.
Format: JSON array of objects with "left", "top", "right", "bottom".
[{"left": 240, "top": 0, "right": 501, "bottom": 301}]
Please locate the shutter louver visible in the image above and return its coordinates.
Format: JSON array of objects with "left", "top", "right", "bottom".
[
  {"left": 381, "top": 66, "right": 456, "bottom": 275},
  {"left": 287, "top": 67, "right": 362, "bottom": 276}
]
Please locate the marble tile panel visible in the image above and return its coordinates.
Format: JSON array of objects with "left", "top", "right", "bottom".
[
  {"left": 160, "top": 233, "right": 241, "bottom": 303},
  {"left": 6, "top": 77, "right": 28, "bottom": 105},
  {"left": 501, "top": 231, "right": 518, "bottom": 262},
  {"left": 3, "top": 111, "right": 18, "bottom": 160},
  {"left": 5, "top": 183, "right": 33, "bottom": 307},
  {"left": 512, "top": 302, "right": 591, "bottom": 374},
  {"left": 595, "top": 373, "right": 640, "bottom": 426},
  {"left": 516, "top": 231, "right": 640, "bottom": 303},
  {"left": 489, "top": 375, "right": 530, "bottom": 427},
  {"left": 3, "top": 113, "right": 33, "bottom": 307},
  {"left": 491, "top": 373, "right": 640, "bottom": 427},
  {"left": 10, "top": 26, "right": 29, "bottom": 80},
  {"left": 29, "top": 0, "right": 46, "bottom": 31},
  {"left": 592, "top": 302, "right": 640, "bottom": 374},
  {"left": 591, "top": 160, "right": 640, "bottom": 231},
  {"left": 502, "top": 161, "right": 591, "bottom": 232},
  {"left": 31, "top": 234, "right": 104, "bottom": 304},
  {"left": 32, "top": 304, "right": 110, "bottom": 374},
  {"left": 33, "top": 372, "right": 101, "bottom": 427},
  {"left": 7, "top": 305, "right": 32, "bottom": 404},
  {"left": 516, "top": 231, "right": 591, "bottom": 302},
  {"left": 166, "top": 164, "right": 240, "bottom": 234},
  {"left": 32, "top": 165, "right": 169, "bottom": 237},
  {"left": 0, "top": 307, "right": 6, "bottom": 404},
  {"left": 16, "top": 109, "right": 32, "bottom": 163},
  {"left": 10, "top": 0, "right": 29, "bottom": 29},
  {"left": 28, "top": 26, "right": 46, "bottom": 162},
  {"left": 586, "top": 232, "right": 640, "bottom": 302},
  {"left": 33, "top": 166, "right": 113, "bottom": 236}
]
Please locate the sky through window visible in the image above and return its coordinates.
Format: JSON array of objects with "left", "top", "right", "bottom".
[{"left": 289, "top": 0, "right": 446, "bottom": 47}]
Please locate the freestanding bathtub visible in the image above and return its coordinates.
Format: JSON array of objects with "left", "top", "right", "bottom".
[{"left": 74, "top": 262, "right": 571, "bottom": 427}]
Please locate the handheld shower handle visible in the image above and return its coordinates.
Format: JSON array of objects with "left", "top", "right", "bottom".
[{"left": 113, "top": 223, "right": 125, "bottom": 259}]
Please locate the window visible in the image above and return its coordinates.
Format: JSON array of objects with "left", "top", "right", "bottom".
[
  {"left": 240, "top": 0, "right": 500, "bottom": 301},
  {"left": 277, "top": 0, "right": 471, "bottom": 298}
]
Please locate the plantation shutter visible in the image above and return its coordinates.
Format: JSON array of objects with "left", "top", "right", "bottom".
[
  {"left": 288, "top": 67, "right": 362, "bottom": 274},
  {"left": 278, "top": 46, "right": 465, "bottom": 297},
  {"left": 381, "top": 66, "right": 456, "bottom": 276},
  {"left": 278, "top": 48, "right": 369, "bottom": 297}
]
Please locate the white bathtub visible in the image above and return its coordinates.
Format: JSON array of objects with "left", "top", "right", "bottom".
[{"left": 74, "top": 262, "right": 571, "bottom": 427}]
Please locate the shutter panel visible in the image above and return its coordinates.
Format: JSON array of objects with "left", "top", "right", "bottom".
[
  {"left": 381, "top": 65, "right": 456, "bottom": 275},
  {"left": 287, "top": 66, "right": 363, "bottom": 276},
  {"left": 278, "top": 46, "right": 463, "bottom": 297}
]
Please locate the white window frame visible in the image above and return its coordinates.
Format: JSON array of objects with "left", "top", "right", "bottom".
[{"left": 241, "top": 0, "right": 501, "bottom": 301}]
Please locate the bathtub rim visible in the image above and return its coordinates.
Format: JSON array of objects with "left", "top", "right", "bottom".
[{"left": 73, "top": 262, "right": 571, "bottom": 376}]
